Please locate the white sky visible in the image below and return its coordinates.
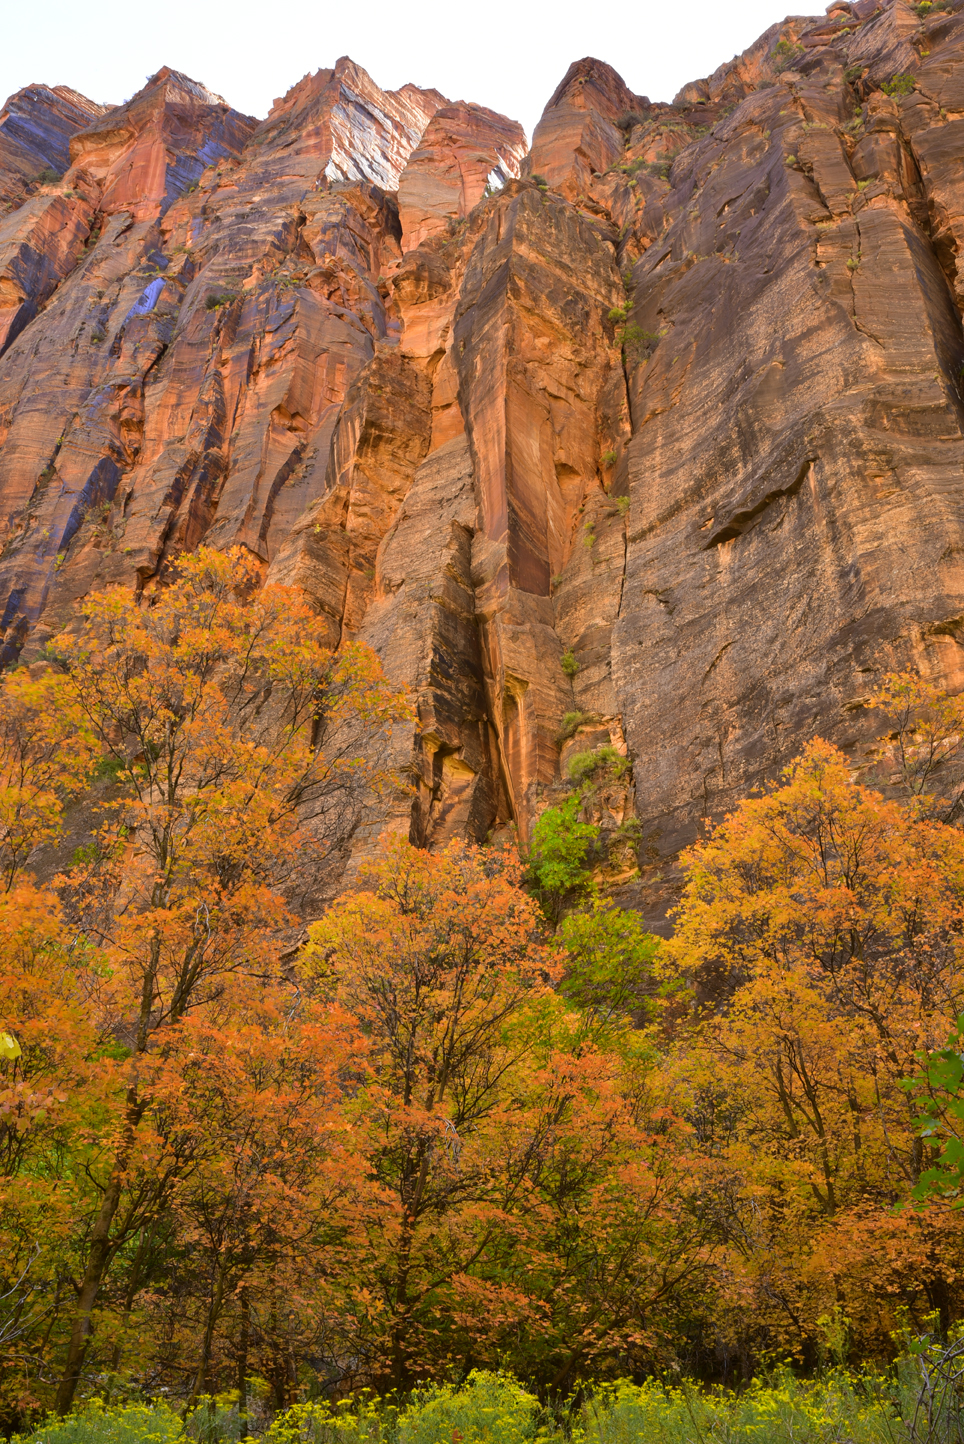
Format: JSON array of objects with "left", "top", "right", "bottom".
[{"left": 3, "top": 0, "right": 818, "bottom": 144}]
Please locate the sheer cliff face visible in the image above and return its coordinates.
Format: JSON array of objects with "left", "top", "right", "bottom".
[{"left": 3, "top": 3, "right": 964, "bottom": 913}]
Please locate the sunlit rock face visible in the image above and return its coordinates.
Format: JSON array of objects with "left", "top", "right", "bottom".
[
  {"left": 398, "top": 102, "right": 526, "bottom": 250},
  {"left": 0, "top": 83, "right": 106, "bottom": 207},
  {"left": 5, "top": 3, "right": 964, "bottom": 916}
]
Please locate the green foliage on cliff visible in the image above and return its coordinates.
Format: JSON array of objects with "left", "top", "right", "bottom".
[
  {"left": 526, "top": 794, "right": 599, "bottom": 919},
  {"left": 560, "top": 648, "right": 579, "bottom": 679},
  {"left": 567, "top": 744, "right": 630, "bottom": 785}
]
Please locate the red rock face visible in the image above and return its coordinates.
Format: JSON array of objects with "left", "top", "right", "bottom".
[
  {"left": 527, "top": 58, "right": 647, "bottom": 199},
  {"left": 0, "top": 84, "right": 106, "bottom": 208},
  {"left": 5, "top": 4, "right": 964, "bottom": 915},
  {"left": 398, "top": 103, "right": 526, "bottom": 250},
  {"left": 257, "top": 59, "right": 445, "bottom": 193},
  {"left": 66, "top": 68, "right": 256, "bottom": 221}
]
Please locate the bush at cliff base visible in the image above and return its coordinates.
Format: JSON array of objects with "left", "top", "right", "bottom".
[{"left": 14, "top": 1366, "right": 954, "bottom": 1444}]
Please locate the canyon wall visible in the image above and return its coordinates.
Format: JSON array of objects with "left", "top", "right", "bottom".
[{"left": 3, "top": 0, "right": 964, "bottom": 919}]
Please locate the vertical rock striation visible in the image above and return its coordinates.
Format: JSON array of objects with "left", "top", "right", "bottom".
[
  {"left": 397, "top": 103, "right": 526, "bottom": 250},
  {"left": 6, "top": 2, "right": 964, "bottom": 913}
]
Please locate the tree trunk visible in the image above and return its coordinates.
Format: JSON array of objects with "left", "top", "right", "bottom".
[
  {"left": 189, "top": 1265, "right": 227, "bottom": 1406},
  {"left": 237, "top": 1286, "right": 250, "bottom": 1423},
  {"left": 55, "top": 1071, "right": 147, "bottom": 1415},
  {"left": 54, "top": 1170, "right": 124, "bottom": 1414}
]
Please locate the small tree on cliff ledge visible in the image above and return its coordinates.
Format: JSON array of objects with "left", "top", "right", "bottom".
[{"left": 50, "top": 546, "right": 411, "bottom": 1414}]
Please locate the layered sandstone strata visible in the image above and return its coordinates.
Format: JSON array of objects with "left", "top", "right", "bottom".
[
  {"left": 3, "top": 2, "right": 964, "bottom": 918},
  {"left": 0, "top": 84, "right": 105, "bottom": 208}
]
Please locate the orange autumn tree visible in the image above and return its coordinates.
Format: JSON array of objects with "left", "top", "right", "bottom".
[
  {"left": 0, "top": 672, "right": 101, "bottom": 1416},
  {"left": 303, "top": 836, "right": 556, "bottom": 1389},
  {"left": 41, "top": 546, "right": 410, "bottom": 1413},
  {"left": 145, "top": 996, "right": 366, "bottom": 1412},
  {"left": 667, "top": 735, "right": 964, "bottom": 1362},
  {"left": 303, "top": 836, "right": 709, "bottom": 1393},
  {"left": 867, "top": 670, "right": 964, "bottom": 821}
]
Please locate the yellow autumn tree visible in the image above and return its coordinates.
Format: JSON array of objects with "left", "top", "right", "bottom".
[
  {"left": 41, "top": 546, "right": 411, "bottom": 1413},
  {"left": 0, "top": 668, "right": 98, "bottom": 887},
  {"left": 668, "top": 736, "right": 964, "bottom": 1361}
]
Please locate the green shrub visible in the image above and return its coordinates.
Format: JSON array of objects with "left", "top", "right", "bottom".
[
  {"left": 12, "top": 1365, "right": 952, "bottom": 1444},
  {"left": 556, "top": 709, "right": 599, "bottom": 742},
  {"left": 881, "top": 73, "right": 915, "bottom": 96},
  {"left": 567, "top": 743, "right": 630, "bottom": 785},
  {"left": 184, "top": 1395, "right": 248, "bottom": 1444},
  {"left": 35, "top": 167, "right": 63, "bottom": 185},
  {"left": 559, "top": 899, "right": 658, "bottom": 1023},
  {"left": 560, "top": 648, "right": 579, "bottom": 679},
  {"left": 773, "top": 38, "right": 806, "bottom": 71},
  {"left": 400, "top": 1372, "right": 544, "bottom": 1443},
  {"left": 266, "top": 1397, "right": 393, "bottom": 1443},
  {"left": 600, "top": 449, "right": 618, "bottom": 466},
  {"left": 93, "top": 753, "right": 127, "bottom": 782},
  {"left": 204, "top": 291, "right": 237, "bottom": 311},
  {"left": 616, "top": 324, "right": 662, "bottom": 362},
  {"left": 575, "top": 1369, "right": 935, "bottom": 1443},
  {"left": 526, "top": 796, "right": 599, "bottom": 919}
]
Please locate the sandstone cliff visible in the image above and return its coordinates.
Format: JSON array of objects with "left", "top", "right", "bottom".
[{"left": 3, "top": 1, "right": 964, "bottom": 920}]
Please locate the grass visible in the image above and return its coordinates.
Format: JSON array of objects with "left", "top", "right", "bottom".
[{"left": 15, "top": 1363, "right": 964, "bottom": 1444}]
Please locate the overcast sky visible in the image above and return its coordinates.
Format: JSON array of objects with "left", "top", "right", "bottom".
[{"left": 3, "top": 0, "right": 817, "bottom": 143}]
